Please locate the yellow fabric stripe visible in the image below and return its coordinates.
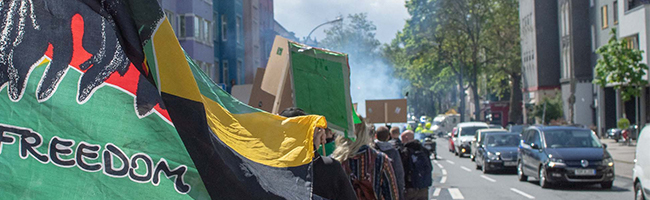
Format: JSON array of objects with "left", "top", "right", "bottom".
[
  {"left": 152, "top": 18, "right": 202, "bottom": 102},
  {"left": 202, "top": 94, "right": 327, "bottom": 167}
]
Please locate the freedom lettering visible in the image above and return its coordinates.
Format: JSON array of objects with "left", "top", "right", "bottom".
[{"left": 0, "top": 123, "right": 191, "bottom": 194}]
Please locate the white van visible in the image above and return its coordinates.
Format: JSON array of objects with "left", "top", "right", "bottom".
[
  {"left": 634, "top": 125, "right": 650, "bottom": 199},
  {"left": 431, "top": 114, "right": 460, "bottom": 137}
]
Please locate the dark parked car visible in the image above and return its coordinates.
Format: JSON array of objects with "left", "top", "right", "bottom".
[
  {"left": 475, "top": 132, "right": 520, "bottom": 174},
  {"left": 517, "top": 126, "right": 615, "bottom": 189}
]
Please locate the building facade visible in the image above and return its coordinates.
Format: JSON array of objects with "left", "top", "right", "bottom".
[
  {"left": 519, "top": 0, "right": 562, "bottom": 124},
  {"left": 591, "top": 0, "right": 650, "bottom": 133},
  {"left": 591, "top": 0, "right": 619, "bottom": 134},
  {"left": 243, "top": 0, "right": 260, "bottom": 84},
  {"left": 558, "top": 0, "right": 594, "bottom": 126},
  {"left": 215, "top": 0, "right": 245, "bottom": 92},
  {"left": 158, "top": 0, "right": 215, "bottom": 79}
]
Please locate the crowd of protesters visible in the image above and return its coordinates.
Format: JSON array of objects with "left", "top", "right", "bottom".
[{"left": 280, "top": 107, "right": 433, "bottom": 200}]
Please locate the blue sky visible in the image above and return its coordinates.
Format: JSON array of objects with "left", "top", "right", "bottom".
[{"left": 274, "top": 0, "right": 410, "bottom": 44}]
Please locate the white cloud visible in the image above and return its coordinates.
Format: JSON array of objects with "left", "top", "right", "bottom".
[{"left": 274, "top": 0, "right": 410, "bottom": 44}]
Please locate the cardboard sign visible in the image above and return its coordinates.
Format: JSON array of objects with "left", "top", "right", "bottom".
[
  {"left": 365, "top": 99, "right": 408, "bottom": 123},
  {"left": 249, "top": 68, "right": 275, "bottom": 112}
]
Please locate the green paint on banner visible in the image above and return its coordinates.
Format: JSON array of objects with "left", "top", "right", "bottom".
[{"left": 0, "top": 62, "right": 209, "bottom": 199}]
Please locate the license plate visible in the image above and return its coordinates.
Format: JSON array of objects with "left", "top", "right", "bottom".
[
  {"left": 574, "top": 169, "right": 596, "bottom": 175},
  {"left": 504, "top": 161, "right": 516, "bottom": 166}
]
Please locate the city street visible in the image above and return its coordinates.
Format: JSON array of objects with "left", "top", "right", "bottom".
[{"left": 428, "top": 137, "right": 634, "bottom": 200}]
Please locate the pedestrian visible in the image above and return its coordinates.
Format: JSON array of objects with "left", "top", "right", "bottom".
[
  {"left": 332, "top": 116, "right": 400, "bottom": 200},
  {"left": 400, "top": 130, "right": 433, "bottom": 200},
  {"left": 389, "top": 126, "right": 404, "bottom": 151},
  {"left": 279, "top": 107, "right": 357, "bottom": 200},
  {"left": 374, "top": 126, "right": 405, "bottom": 199}
]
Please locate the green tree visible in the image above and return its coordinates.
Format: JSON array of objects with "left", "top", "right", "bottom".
[
  {"left": 320, "top": 13, "right": 382, "bottom": 64},
  {"left": 530, "top": 94, "right": 564, "bottom": 124},
  {"left": 594, "top": 28, "right": 649, "bottom": 102},
  {"left": 483, "top": 0, "right": 523, "bottom": 124}
]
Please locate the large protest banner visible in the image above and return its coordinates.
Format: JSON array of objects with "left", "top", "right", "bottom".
[{"left": 0, "top": 0, "right": 325, "bottom": 199}]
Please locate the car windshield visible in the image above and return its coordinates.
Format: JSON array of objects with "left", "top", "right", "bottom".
[
  {"left": 460, "top": 126, "right": 487, "bottom": 136},
  {"left": 509, "top": 125, "right": 525, "bottom": 133},
  {"left": 543, "top": 130, "right": 602, "bottom": 148},
  {"left": 485, "top": 134, "right": 520, "bottom": 147}
]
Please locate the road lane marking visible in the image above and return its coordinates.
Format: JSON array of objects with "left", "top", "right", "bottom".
[
  {"left": 433, "top": 188, "right": 441, "bottom": 197},
  {"left": 442, "top": 169, "right": 447, "bottom": 175},
  {"left": 440, "top": 176, "right": 447, "bottom": 183},
  {"left": 460, "top": 166, "right": 471, "bottom": 172},
  {"left": 448, "top": 188, "right": 465, "bottom": 199},
  {"left": 446, "top": 160, "right": 455, "bottom": 165},
  {"left": 510, "top": 188, "right": 535, "bottom": 199},
  {"left": 437, "top": 156, "right": 444, "bottom": 159},
  {"left": 480, "top": 175, "right": 496, "bottom": 182},
  {"left": 433, "top": 160, "right": 439, "bottom": 164},
  {"left": 437, "top": 163, "right": 444, "bottom": 169}
]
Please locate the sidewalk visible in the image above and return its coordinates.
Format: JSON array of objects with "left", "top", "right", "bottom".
[{"left": 600, "top": 138, "right": 636, "bottom": 179}]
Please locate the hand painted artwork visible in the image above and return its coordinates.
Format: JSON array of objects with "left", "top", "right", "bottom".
[
  {"left": 0, "top": 1, "right": 325, "bottom": 199},
  {"left": 0, "top": 0, "right": 167, "bottom": 120}
]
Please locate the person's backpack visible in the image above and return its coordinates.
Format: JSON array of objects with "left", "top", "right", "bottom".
[
  {"left": 405, "top": 146, "right": 433, "bottom": 188},
  {"left": 350, "top": 173, "right": 376, "bottom": 200}
]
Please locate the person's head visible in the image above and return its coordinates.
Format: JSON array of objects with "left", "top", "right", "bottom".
[
  {"left": 279, "top": 107, "right": 325, "bottom": 148},
  {"left": 390, "top": 126, "right": 401, "bottom": 139},
  {"left": 332, "top": 115, "right": 374, "bottom": 162},
  {"left": 401, "top": 130, "right": 415, "bottom": 143},
  {"left": 375, "top": 126, "right": 390, "bottom": 142}
]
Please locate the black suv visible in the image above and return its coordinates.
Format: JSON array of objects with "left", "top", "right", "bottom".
[{"left": 517, "top": 126, "right": 615, "bottom": 189}]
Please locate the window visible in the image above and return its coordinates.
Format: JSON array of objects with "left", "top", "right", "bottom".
[
  {"left": 625, "top": 35, "right": 639, "bottom": 49},
  {"left": 203, "top": 18, "right": 210, "bottom": 42},
  {"left": 601, "top": 5, "right": 609, "bottom": 29},
  {"left": 213, "top": 12, "right": 218, "bottom": 42},
  {"left": 213, "top": 60, "right": 220, "bottom": 81},
  {"left": 221, "top": 15, "right": 227, "bottom": 41},
  {"left": 222, "top": 61, "right": 229, "bottom": 84},
  {"left": 237, "top": 60, "right": 242, "bottom": 84},
  {"left": 613, "top": 1, "right": 618, "bottom": 24},
  {"left": 180, "top": 16, "right": 186, "bottom": 37},
  {"left": 591, "top": 25, "right": 596, "bottom": 52},
  {"left": 194, "top": 16, "right": 200, "bottom": 39},
  {"left": 236, "top": 16, "right": 242, "bottom": 44}
]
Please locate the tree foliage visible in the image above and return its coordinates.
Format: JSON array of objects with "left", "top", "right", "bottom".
[
  {"left": 530, "top": 94, "right": 564, "bottom": 124},
  {"left": 594, "top": 28, "right": 649, "bottom": 101},
  {"left": 383, "top": 0, "right": 522, "bottom": 122}
]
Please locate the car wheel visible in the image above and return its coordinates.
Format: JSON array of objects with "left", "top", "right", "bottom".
[
  {"left": 517, "top": 161, "right": 527, "bottom": 181},
  {"left": 615, "top": 138, "right": 619, "bottom": 142},
  {"left": 476, "top": 161, "right": 481, "bottom": 170},
  {"left": 482, "top": 160, "right": 489, "bottom": 174},
  {"left": 455, "top": 150, "right": 459, "bottom": 156},
  {"left": 539, "top": 167, "right": 551, "bottom": 188},
  {"left": 600, "top": 181, "right": 613, "bottom": 189},
  {"left": 636, "top": 181, "right": 645, "bottom": 200}
]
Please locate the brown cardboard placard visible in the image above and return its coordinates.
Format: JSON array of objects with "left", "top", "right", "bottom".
[
  {"left": 365, "top": 99, "right": 408, "bottom": 123},
  {"left": 249, "top": 68, "right": 275, "bottom": 112}
]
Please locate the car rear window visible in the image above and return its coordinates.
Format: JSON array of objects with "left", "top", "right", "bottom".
[{"left": 461, "top": 126, "right": 487, "bottom": 136}]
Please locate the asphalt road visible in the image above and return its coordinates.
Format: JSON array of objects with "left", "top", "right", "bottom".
[{"left": 428, "top": 137, "right": 634, "bottom": 200}]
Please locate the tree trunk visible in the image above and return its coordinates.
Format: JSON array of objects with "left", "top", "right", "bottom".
[
  {"left": 509, "top": 73, "right": 523, "bottom": 124},
  {"left": 458, "top": 74, "right": 466, "bottom": 122}
]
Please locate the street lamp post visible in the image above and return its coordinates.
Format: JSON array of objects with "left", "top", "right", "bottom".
[{"left": 305, "top": 17, "right": 343, "bottom": 45}]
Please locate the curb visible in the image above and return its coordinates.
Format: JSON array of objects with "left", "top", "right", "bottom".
[{"left": 614, "top": 159, "right": 635, "bottom": 165}]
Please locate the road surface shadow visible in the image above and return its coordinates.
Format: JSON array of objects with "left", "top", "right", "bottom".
[{"left": 521, "top": 180, "right": 631, "bottom": 192}]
